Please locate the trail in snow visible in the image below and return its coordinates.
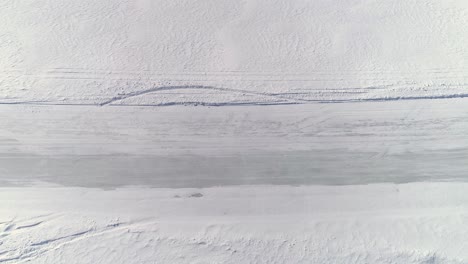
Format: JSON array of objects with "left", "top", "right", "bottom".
[
  {"left": 1, "top": 0, "right": 468, "bottom": 106},
  {"left": 2, "top": 84, "right": 468, "bottom": 107}
]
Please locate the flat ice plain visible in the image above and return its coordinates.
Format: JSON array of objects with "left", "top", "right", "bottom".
[
  {"left": 1, "top": 100, "right": 468, "bottom": 188},
  {"left": 2, "top": 0, "right": 468, "bottom": 263}
]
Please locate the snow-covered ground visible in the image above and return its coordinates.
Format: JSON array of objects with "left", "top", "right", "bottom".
[
  {"left": 2, "top": 183, "right": 468, "bottom": 263},
  {"left": 2, "top": 0, "right": 468, "bottom": 263},
  {"left": 1, "top": 0, "right": 468, "bottom": 105}
]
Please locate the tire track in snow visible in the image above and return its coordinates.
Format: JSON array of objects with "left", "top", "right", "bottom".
[
  {"left": 98, "top": 85, "right": 301, "bottom": 106},
  {"left": 2, "top": 89, "right": 468, "bottom": 107},
  {"left": 92, "top": 85, "right": 468, "bottom": 107},
  {"left": 1, "top": 68, "right": 468, "bottom": 106}
]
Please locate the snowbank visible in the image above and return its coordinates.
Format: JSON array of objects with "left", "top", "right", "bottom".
[{"left": 2, "top": 182, "right": 468, "bottom": 263}]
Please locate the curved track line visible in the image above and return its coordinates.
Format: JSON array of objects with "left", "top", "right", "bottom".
[{"left": 98, "top": 85, "right": 301, "bottom": 106}]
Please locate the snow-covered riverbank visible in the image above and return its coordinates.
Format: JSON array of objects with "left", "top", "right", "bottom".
[
  {"left": 2, "top": 182, "right": 468, "bottom": 264},
  {"left": 2, "top": 0, "right": 468, "bottom": 262},
  {"left": 2, "top": 0, "right": 468, "bottom": 106}
]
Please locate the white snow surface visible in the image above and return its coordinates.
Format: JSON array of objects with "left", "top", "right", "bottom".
[
  {"left": 3, "top": 0, "right": 468, "bottom": 263},
  {"left": 2, "top": 183, "right": 468, "bottom": 264},
  {"left": 1, "top": 0, "right": 468, "bottom": 105}
]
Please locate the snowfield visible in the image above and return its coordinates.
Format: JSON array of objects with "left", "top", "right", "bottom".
[
  {"left": 2, "top": 183, "right": 468, "bottom": 264},
  {"left": 1, "top": 0, "right": 468, "bottom": 105},
  {"left": 2, "top": 0, "right": 468, "bottom": 263}
]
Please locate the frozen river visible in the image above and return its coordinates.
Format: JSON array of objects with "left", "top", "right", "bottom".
[
  {"left": 1, "top": 99, "right": 467, "bottom": 188},
  {"left": 3, "top": 0, "right": 468, "bottom": 262}
]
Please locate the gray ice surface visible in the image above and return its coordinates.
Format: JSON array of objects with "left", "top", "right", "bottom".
[{"left": 1, "top": 99, "right": 467, "bottom": 188}]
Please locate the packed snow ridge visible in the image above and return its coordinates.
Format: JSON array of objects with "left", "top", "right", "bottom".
[{"left": 1, "top": 0, "right": 468, "bottom": 106}]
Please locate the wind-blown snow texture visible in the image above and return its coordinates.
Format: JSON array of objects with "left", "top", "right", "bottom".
[
  {"left": 2, "top": 0, "right": 468, "bottom": 263},
  {"left": 1, "top": 0, "right": 468, "bottom": 106},
  {"left": 2, "top": 183, "right": 468, "bottom": 264}
]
